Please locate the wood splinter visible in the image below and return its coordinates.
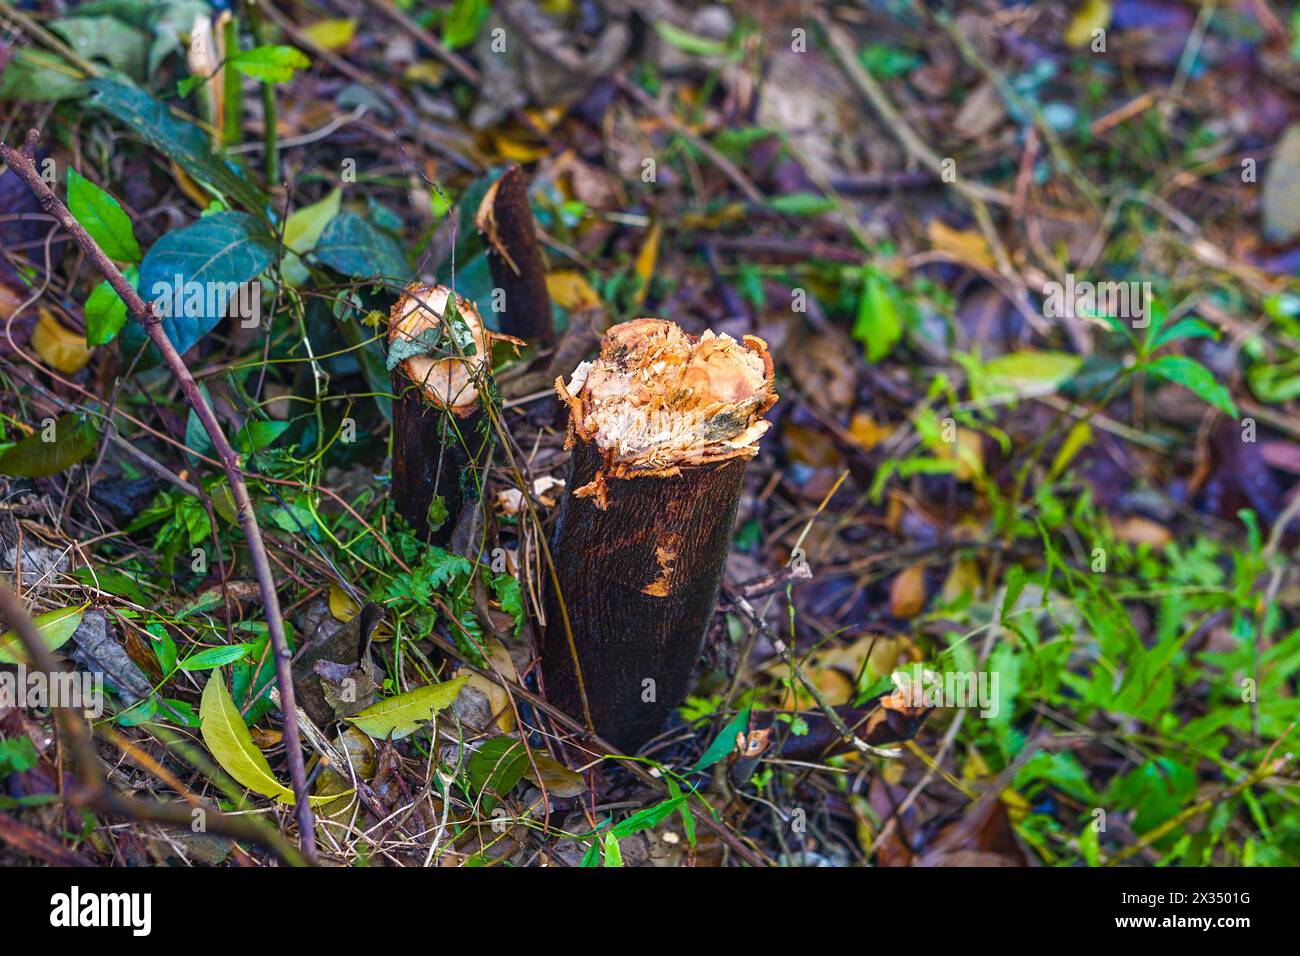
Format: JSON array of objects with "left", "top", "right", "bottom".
[
  {"left": 541, "top": 318, "right": 777, "bottom": 751},
  {"left": 388, "top": 284, "right": 519, "bottom": 542}
]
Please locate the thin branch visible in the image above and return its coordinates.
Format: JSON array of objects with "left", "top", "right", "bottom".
[
  {"left": 0, "top": 580, "right": 305, "bottom": 865},
  {"left": 0, "top": 128, "right": 317, "bottom": 861}
]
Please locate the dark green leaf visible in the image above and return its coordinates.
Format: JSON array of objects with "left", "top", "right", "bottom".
[
  {"left": 49, "top": 15, "right": 148, "bottom": 78},
  {"left": 0, "top": 415, "right": 100, "bottom": 478},
  {"left": 86, "top": 77, "right": 267, "bottom": 214},
  {"left": 0, "top": 50, "right": 85, "bottom": 102},
  {"left": 313, "top": 211, "right": 407, "bottom": 281},
  {"left": 468, "top": 736, "right": 530, "bottom": 798},
  {"left": 134, "top": 211, "right": 274, "bottom": 355},
  {"left": 692, "top": 706, "right": 750, "bottom": 772}
]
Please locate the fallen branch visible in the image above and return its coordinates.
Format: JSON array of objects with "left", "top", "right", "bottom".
[{"left": 0, "top": 129, "right": 317, "bottom": 861}]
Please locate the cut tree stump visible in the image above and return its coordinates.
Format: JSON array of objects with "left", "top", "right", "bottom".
[
  {"left": 541, "top": 318, "right": 777, "bottom": 751},
  {"left": 475, "top": 165, "right": 556, "bottom": 351},
  {"left": 388, "top": 284, "right": 496, "bottom": 543}
]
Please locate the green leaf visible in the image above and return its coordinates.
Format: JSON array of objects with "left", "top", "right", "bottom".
[
  {"left": 0, "top": 737, "right": 39, "bottom": 776},
  {"left": 611, "top": 794, "right": 687, "bottom": 839},
  {"left": 313, "top": 211, "right": 407, "bottom": 281},
  {"left": 235, "top": 420, "right": 290, "bottom": 455},
  {"left": 67, "top": 169, "right": 141, "bottom": 264},
  {"left": 86, "top": 77, "right": 267, "bottom": 214},
  {"left": 442, "top": 0, "right": 490, "bottom": 49},
  {"left": 851, "top": 272, "right": 902, "bottom": 362},
  {"left": 602, "top": 832, "right": 623, "bottom": 867},
  {"left": 227, "top": 45, "right": 311, "bottom": 84},
  {"left": 134, "top": 211, "right": 274, "bottom": 355},
  {"left": 490, "top": 573, "right": 524, "bottom": 635},
  {"left": 667, "top": 779, "right": 696, "bottom": 848},
  {"left": 1151, "top": 317, "right": 1216, "bottom": 350},
  {"left": 654, "top": 20, "right": 730, "bottom": 58},
  {"left": 1146, "top": 355, "right": 1238, "bottom": 417},
  {"left": 199, "top": 673, "right": 332, "bottom": 805},
  {"left": 766, "top": 193, "right": 836, "bottom": 217},
  {"left": 148, "top": 0, "right": 211, "bottom": 75},
  {"left": 1247, "top": 355, "right": 1300, "bottom": 404},
  {"left": 72, "top": 566, "right": 146, "bottom": 604},
  {"left": 346, "top": 675, "right": 469, "bottom": 741},
  {"left": 0, "top": 605, "right": 86, "bottom": 664},
  {"left": 468, "top": 735, "right": 530, "bottom": 797},
  {"left": 0, "top": 415, "right": 100, "bottom": 478},
  {"left": 49, "top": 15, "right": 148, "bottom": 79},
  {"left": 692, "top": 706, "right": 750, "bottom": 772},
  {"left": 179, "top": 643, "right": 253, "bottom": 671},
  {"left": 979, "top": 350, "right": 1083, "bottom": 395},
  {"left": 85, "top": 266, "right": 137, "bottom": 346},
  {"left": 385, "top": 325, "right": 444, "bottom": 372},
  {"left": 1105, "top": 758, "right": 1196, "bottom": 836},
  {"left": 0, "top": 49, "right": 85, "bottom": 102},
  {"left": 859, "top": 43, "right": 922, "bottom": 78}
]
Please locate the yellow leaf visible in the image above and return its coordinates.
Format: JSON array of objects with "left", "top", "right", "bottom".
[
  {"left": 633, "top": 221, "right": 661, "bottom": 308},
  {"left": 489, "top": 131, "right": 549, "bottom": 164},
  {"left": 934, "top": 427, "right": 984, "bottom": 482},
  {"left": 284, "top": 188, "right": 341, "bottom": 255},
  {"left": 462, "top": 638, "right": 519, "bottom": 732},
  {"left": 941, "top": 558, "right": 982, "bottom": 604},
  {"left": 848, "top": 411, "right": 892, "bottom": 451},
  {"left": 32, "top": 310, "right": 93, "bottom": 373},
  {"left": 282, "top": 188, "right": 341, "bottom": 286},
  {"left": 328, "top": 582, "right": 392, "bottom": 641},
  {"left": 679, "top": 203, "right": 746, "bottom": 230},
  {"left": 1048, "top": 421, "right": 1092, "bottom": 480},
  {"left": 200, "top": 674, "right": 334, "bottom": 805},
  {"left": 927, "top": 219, "right": 996, "bottom": 271},
  {"left": 1000, "top": 787, "right": 1031, "bottom": 823},
  {"left": 1065, "top": 0, "right": 1111, "bottom": 48},
  {"left": 169, "top": 161, "right": 210, "bottom": 208},
  {"left": 889, "top": 563, "right": 927, "bottom": 619},
  {"left": 1112, "top": 515, "right": 1172, "bottom": 550},
  {"left": 546, "top": 270, "right": 602, "bottom": 312},
  {"left": 328, "top": 581, "right": 358, "bottom": 622},
  {"left": 403, "top": 60, "right": 445, "bottom": 86},
  {"left": 301, "top": 17, "right": 356, "bottom": 51},
  {"left": 346, "top": 676, "right": 469, "bottom": 741},
  {"left": 523, "top": 105, "right": 566, "bottom": 134}
]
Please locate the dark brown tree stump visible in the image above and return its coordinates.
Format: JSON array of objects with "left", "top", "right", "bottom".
[
  {"left": 541, "top": 318, "right": 777, "bottom": 751},
  {"left": 387, "top": 285, "right": 494, "bottom": 543}
]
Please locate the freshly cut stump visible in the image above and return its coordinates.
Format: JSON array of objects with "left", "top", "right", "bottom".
[
  {"left": 542, "top": 318, "right": 777, "bottom": 751},
  {"left": 388, "top": 284, "right": 492, "bottom": 543}
]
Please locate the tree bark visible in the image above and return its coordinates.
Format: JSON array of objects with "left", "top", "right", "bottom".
[
  {"left": 388, "top": 285, "right": 495, "bottom": 543},
  {"left": 542, "top": 439, "right": 750, "bottom": 750},
  {"left": 476, "top": 165, "right": 555, "bottom": 350},
  {"left": 540, "top": 319, "right": 776, "bottom": 751},
  {"left": 391, "top": 385, "right": 486, "bottom": 543}
]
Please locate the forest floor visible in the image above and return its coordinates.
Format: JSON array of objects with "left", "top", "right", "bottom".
[{"left": 1, "top": 0, "right": 1299, "bottom": 867}]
